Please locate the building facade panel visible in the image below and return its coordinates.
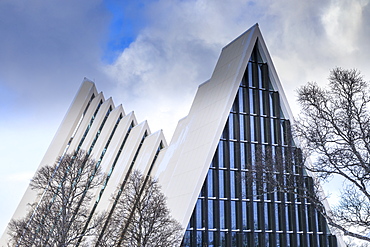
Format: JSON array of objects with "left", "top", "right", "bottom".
[
  {"left": 67, "top": 92, "right": 105, "bottom": 153},
  {"left": 91, "top": 112, "right": 137, "bottom": 213},
  {"left": 77, "top": 98, "right": 114, "bottom": 154},
  {"left": 133, "top": 130, "right": 167, "bottom": 176},
  {"left": 87, "top": 105, "right": 124, "bottom": 161},
  {"left": 103, "top": 121, "right": 150, "bottom": 192}
]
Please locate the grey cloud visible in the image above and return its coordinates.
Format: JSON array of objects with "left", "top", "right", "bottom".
[
  {"left": 245, "top": 0, "right": 370, "bottom": 114},
  {"left": 0, "top": 0, "right": 112, "bottom": 113},
  {"left": 105, "top": 0, "right": 266, "bottom": 137},
  {"left": 0, "top": 0, "right": 114, "bottom": 233},
  {"left": 104, "top": 0, "right": 370, "bottom": 137}
]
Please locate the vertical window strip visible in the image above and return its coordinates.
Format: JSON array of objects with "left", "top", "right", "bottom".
[
  {"left": 65, "top": 93, "right": 96, "bottom": 157},
  {"left": 115, "top": 140, "right": 165, "bottom": 246},
  {"left": 64, "top": 105, "right": 113, "bottom": 225},
  {"left": 87, "top": 106, "right": 113, "bottom": 156},
  {"left": 40, "top": 104, "right": 112, "bottom": 244},
  {"left": 75, "top": 114, "right": 124, "bottom": 246},
  {"left": 76, "top": 100, "right": 103, "bottom": 153},
  {"left": 96, "top": 130, "right": 148, "bottom": 246}
]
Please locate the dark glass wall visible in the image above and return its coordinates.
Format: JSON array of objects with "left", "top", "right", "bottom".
[{"left": 181, "top": 44, "right": 338, "bottom": 247}]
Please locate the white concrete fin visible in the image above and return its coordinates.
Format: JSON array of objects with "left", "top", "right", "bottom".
[
  {"left": 134, "top": 130, "right": 167, "bottom": 176},
  {"left": 96, "top": 121, "right": 150, "bottom": 208},
  {"left": 67, "top": 92, "right": 105, "bottom": 153},
  {"left": 90, "top": 112, "right": 136, "bottom": 203},
  {"left": 88, "top": 105, "right": 124, "bottom": 161},
  {"left": 78, "top": 97, "right": 113, "bottom": 152}
]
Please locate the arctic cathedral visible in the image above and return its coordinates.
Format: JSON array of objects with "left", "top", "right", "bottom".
[{"left": 1, "top": 24, "right": 342, "bottom": 246}]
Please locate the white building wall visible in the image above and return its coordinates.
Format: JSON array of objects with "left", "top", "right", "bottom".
[
  {"left": 89, "top": 111, "right": 136, "bottom": 211},
  {"left": 97, "top": 111, "right": 137, "bottom": 177}
]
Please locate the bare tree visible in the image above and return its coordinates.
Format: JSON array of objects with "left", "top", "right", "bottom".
[
  {"left": 8, "top": 151, "right": 105, "bottom": 247},
  {"left": 294, "top": 68, "right": 370, "bottom": 243},
  {"left": 96, "top": 170, "right": 183, "bottom": 247}
]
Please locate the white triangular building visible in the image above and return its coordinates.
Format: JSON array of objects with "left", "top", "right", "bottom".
[{"left": 1, "top": 24, "right": 343, "bottom": 247}]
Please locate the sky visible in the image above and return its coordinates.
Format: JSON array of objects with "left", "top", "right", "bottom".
[{"left": 1, "top": 0, "right": 370, "bottom": 236}]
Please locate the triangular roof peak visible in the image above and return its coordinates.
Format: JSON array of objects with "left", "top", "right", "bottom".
[
  {"left": 222, "top": 23, "right": 259, "bottom": 50},
  {"left": 156, "top": 24, "right": 294, "bottom": 231},
  {"left": 210, "top": 23, "right": 294, "bottom": 121}
]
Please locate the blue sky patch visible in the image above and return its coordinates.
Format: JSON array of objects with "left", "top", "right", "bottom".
[{"left": 102, "top": 0, "right": 154, "bottom": 64}]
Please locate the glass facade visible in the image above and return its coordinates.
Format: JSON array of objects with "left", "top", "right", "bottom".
[{"left": 182, "top": 44, "right": 338, "bottom": 247}]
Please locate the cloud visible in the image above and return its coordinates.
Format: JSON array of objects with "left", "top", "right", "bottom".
[
  {"left": 0, "top": 0, "right": 112, "bottom": 112},
  {"left": 102, "top": 0, "right": 370, "bottom": 138},
  {"left": 322, "top": 0, "right": 366, "bottom": 53},
  {"left": 249, "top": 0, "right": 370, "bottom": 114},
  {"left": 104, "top": 0, "right": 267, "bottom": 138}
]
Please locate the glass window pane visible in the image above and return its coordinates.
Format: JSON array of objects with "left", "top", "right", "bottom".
[
  {"left": 238, "top": 87, "right": 244, "bottom": 113},
  {"left": 230, "top": 142, "right": 235, "bottom": 169},
  {"left": 196, "top": 199, "right": 203, "bottom": 229},
  {"left": 219, "top": 170, "right": 225, "bottom": 198},
  {"left": 240, "top": 143, "right": 246, "bottom": 169},
  {"left": 208, "top": 170, "right": 213, "bottom": 197},
  {"left": 250, "top": 116, "right": 255, "bottom": 142},
  {"left": 228, "top": 114, "right": 234, "bottom": 140},
  {"left": 249, "top": 89, "right": 255, "bottom": 114},
  {"left": 218, "top": 142, "right": 224, "bottom": 168},
  {"left": 230, "top": 171, "right": 235, "bottom": 198},
  {"left": 242, "top": 201, "right": 247, "bottom": 230},
  {"left": 220, "top": 200, "right": 225, "bottom": 229},
  {"left": 209, "top": 232, "right": 215, "bottom": 247},
  {"left": 231, "top": 201, "right": 237, "bottom": 229},
  {"left": 240, "top": 115, "right": 245, "bottom": 141},
  {"left": 209, "top": 200, "right": 214, "bottom": 229}
]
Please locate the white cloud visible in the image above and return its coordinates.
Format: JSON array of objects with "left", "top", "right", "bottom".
[
  {"left": 322, "top": 0, "right": 368, "bottom": 54},
  {"left": 98, "top": 0, "right": 370, "bottom": 152},
  {"left": 104, "top": 1, "right": 267, "bottom": 138}
]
